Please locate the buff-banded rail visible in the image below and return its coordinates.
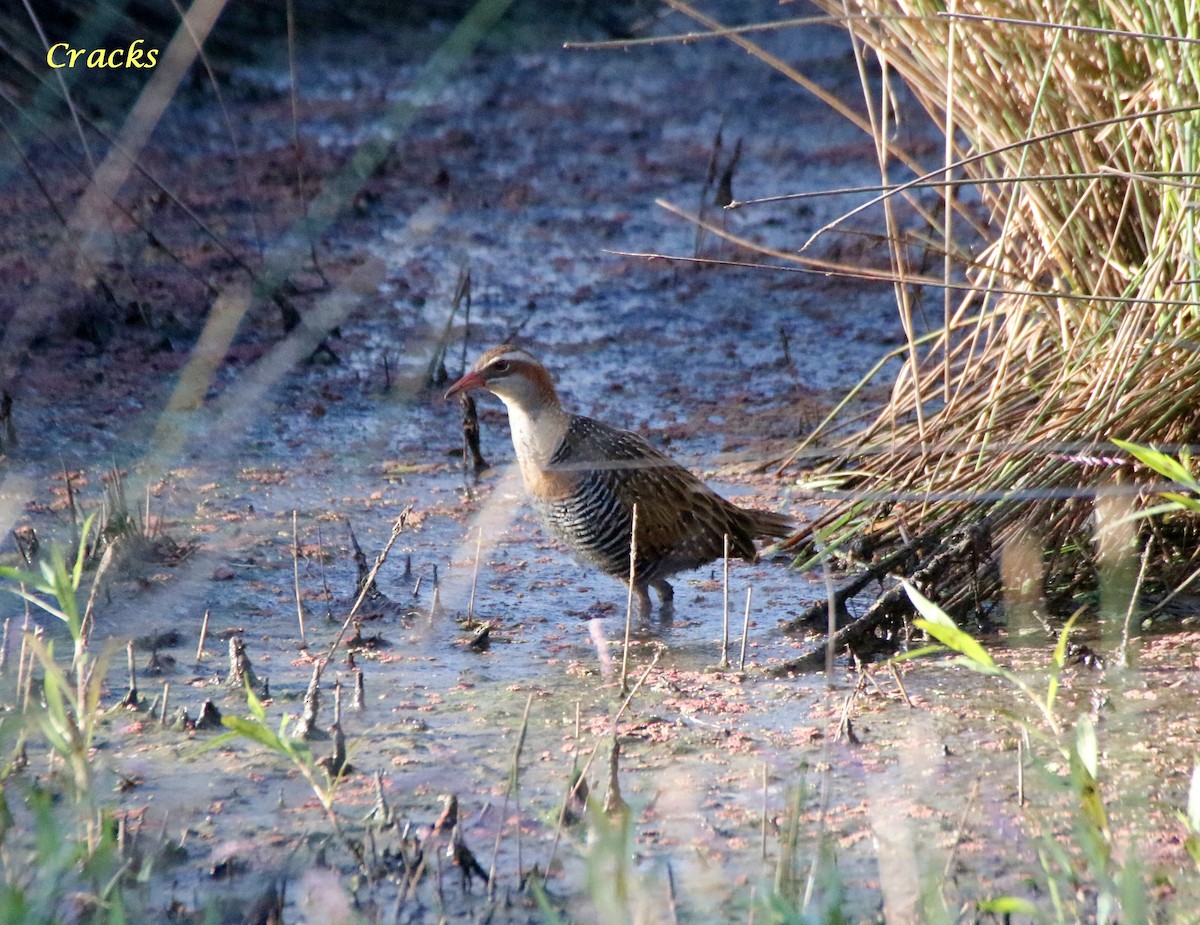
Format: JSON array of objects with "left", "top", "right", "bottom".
[{"left": 446, "top": 345, "right": 792, "bottom": 618}]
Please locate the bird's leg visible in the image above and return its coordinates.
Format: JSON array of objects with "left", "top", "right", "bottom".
[
  {"left": 633, "top": 583, "right": 654, "bottom": 621},
  {"left": 652, "top": 579, "right": 675, "bottom": 624}
]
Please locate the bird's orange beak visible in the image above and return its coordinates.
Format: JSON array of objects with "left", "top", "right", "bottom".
[{"left": 445, "top": 369, "right": 487, "bottom": 400}]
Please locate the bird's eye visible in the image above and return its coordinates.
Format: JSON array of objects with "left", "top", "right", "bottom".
[{"left": 491, "top": 361, "right": 511, "bottom": 374}]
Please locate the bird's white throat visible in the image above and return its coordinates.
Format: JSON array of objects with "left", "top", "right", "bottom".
[{"left": 499, "top": 397, "right": 568, "bottom": 478}]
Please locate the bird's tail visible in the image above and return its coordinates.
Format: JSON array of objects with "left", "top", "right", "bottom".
[{"left": 746, "top": 508, "right": 794, "bottom": 541}]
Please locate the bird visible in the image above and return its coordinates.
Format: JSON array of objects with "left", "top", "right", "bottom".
[{"left": 445, "top": 344, "right": 792, "bottom": 617}]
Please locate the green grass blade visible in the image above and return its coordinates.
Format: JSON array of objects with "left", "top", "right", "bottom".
[
  {"left": 977, "top": 896, "right": 1037, "bottom": 915},
  {"left": 905, "top": 580, "right": 997, "bottom": 670}
]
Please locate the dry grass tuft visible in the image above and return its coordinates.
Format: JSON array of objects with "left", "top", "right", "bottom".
[{"left": 763, "top": 2, "right": 1200, "bottom": 614}]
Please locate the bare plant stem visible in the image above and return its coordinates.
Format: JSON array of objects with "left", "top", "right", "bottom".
[
  {"left": 323, "top": 508, "right": 411, "bottom": 665},
  {"left": 126, "top": 641, "right": 137, "bottom": 699},
  {"left": 160, "top": 683, "right": 170, "bottom": 726},
  {"left": 739, "top": 586, "right": 753, "bottom": 671},
  {"left": 80, "top": 543, "right": 114, "bottom": 650},
  {"left": 546, "top": 738, "right": 603, "bottom": 874},
  {"left": 292, "top": 511, "right": 308, "bottom": 647},
  {"left": 196, "top": 609, "right": 211, "bottom": 662},
  {"left": 666, "top": 859, "right": 680, "bottom": 925},
  {"left": 721, "top": 533, "right": 731, "bottom": 669},
  {"left": 17, "top": 613, "right": 32, "bottom": 711},
  {"left": 941, "top": 777, "right": 981, "bottom": 884},
  {"left": 315, "top": 524, "right": 333, "bottom": 620},
  {"left": 887, "top": 662, "right": 913, "bottom": 707},
  {"left": 487, "top": 692, "right": 533, "bottom": 897},
  {"left": 1118, "top": 535, "right": 1153, "bottom": 668},
  {"left": 620, "top": 504, "right": 638, "bottom": 695},
  {"left": 615, "top": 646, "right": 661, "bottom": 726}
]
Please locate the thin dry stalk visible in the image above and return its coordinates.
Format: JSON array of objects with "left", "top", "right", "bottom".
[
  {"left": 614, "top": 647, "right": 662, "bottom": 727},
  {"left": 292, "top": 511, "right": 307, "bottom": 648},
  {"left": 125, "top": 641, "right": 137, "bottom": 704},
  {"left": 545, "top": 738, "right": 604, "bottom": 874},
  {"left": 18, "top": 1, "right": 94, "bottom": 171},
  {"left": 159, "top": 683, "right": 170, "bottom": 726},
  {"left": 196, "top": 609, "right": 211, "bottom": 662},
  {"left": 17, "top": 617, "right": 31, "bottom": 710},
  {"left": 80, "top": 543, "right": 115, "bottom": 648},
  {"left": 1118, "top": 534, "right": 1154, "bottom": 667},
  {"left": 323, "top": 508, "right": 411, "bottom": 665},
  {"left": 316, "top": 525, "right": 333, "bottom": 620},
  {"left": 739, "top": 587, "right": 754, "bottom": 671},
  {"left": 666, "top": 860, "right": 680, "bottom": 925},
  {"left": 487, "top": 692, "right": 533, "bottom": 897},
  {"left": 887, "top": 662, "right": 913, "bottom": 708},
  {"left": 941, "top": 777, "right": 982, "bottom": 886},
  {"left": 620, "top": 504, "right": 639, "bottom": 694},
  {"left": 721, "top": 533, "right": 730, "bottom": 668}
]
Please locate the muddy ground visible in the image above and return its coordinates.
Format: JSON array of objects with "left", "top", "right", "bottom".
[{"left": 2, "top": 2, "right": 1199, "bottom": 923}]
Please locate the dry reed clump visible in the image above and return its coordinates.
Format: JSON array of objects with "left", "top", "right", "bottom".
[{"left": 770, "top": 2, "right": 1200, "bottom": 615}]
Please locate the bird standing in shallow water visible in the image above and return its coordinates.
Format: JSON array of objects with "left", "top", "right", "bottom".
[{"left": 445, "top": 345, "right": 793, "bottom": 618}]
